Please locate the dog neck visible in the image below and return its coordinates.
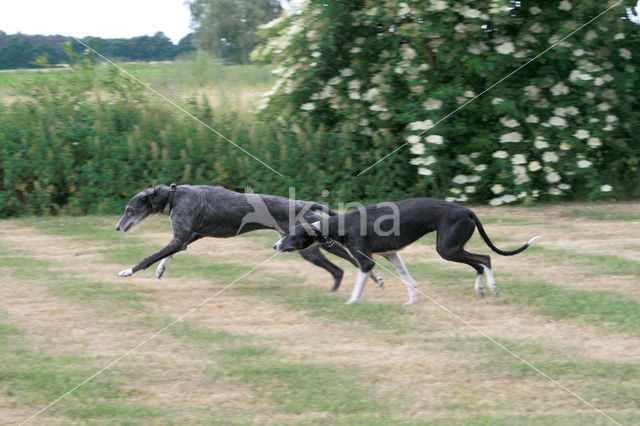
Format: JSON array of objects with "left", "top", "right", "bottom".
[{"left": 160, "top": 184, "right": 177, "bottom": 215}]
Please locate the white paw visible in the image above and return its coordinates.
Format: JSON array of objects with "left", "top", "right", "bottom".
[
  {"left": 404, "top": 298, "right": 418, "bottom": 306},
  {"left": 345, "top": 299, "right": 358, "bottom": 305},
  {"left": 118, "top": 268, "right": 133, "bottom": 277}
]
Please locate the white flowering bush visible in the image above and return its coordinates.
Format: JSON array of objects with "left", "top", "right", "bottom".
[{"left": 253, "top": 0, "right": 640, "bottom": 203}]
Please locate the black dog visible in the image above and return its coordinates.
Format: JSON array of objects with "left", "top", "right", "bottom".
[
  {"left": 115, "top": 184, "right": 383, "bottom": 290},
  {"left": 274, "top": 198, "right": 539, "bottom": 304}
]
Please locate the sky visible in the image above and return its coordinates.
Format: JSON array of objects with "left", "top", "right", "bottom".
[
  {"left": 0, "top": 0, "right": 193, "bottom": 43},
  {"left": 1, "top": 1, "right": 637, "bottom": 44}
]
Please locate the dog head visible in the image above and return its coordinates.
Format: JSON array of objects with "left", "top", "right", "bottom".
[
  {"left": 115, "top": 185, "right": 160, "bottom": 232},
  {"left": 273, "top": 221, "right": 332, "bottom": 252}
]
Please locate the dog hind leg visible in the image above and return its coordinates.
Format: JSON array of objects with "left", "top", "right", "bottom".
[
  {"left": 436, "top": 216, "right": 493, "bottom": 296},
  {"left": 156, "top": 256, "right": 173, "bottom": 278}
]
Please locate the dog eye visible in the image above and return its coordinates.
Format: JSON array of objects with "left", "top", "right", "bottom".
[{"left": 126, "top": 207, "right": 132, "bottom": 214}]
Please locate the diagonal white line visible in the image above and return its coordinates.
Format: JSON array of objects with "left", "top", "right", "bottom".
[
  {"left": 69, "top": 36, "right": 283, "bottom": 176},
  {"left": 357, "top": 1, "right": 624, "bottom": 176},
  {"left": 356, "top": 250, "right": 623, "bottom": 426},
  {"left": 20, "top": 251, "right": 281, "bottom": 425}
]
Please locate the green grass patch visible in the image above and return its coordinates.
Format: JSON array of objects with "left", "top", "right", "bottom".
[
  {"left": 235, "top": 280, "right": 409, "bottom": 330},
  {"left": 408, "top": 260, "right": 640, "bottom": 335},
  {"left": 528, "top": 246, "right": 640, "bottom": 278},
  {"left": 561, "top": 208, "right": 640, "bottom": 222},
  {"left": 0, "top": 244, "right": 149, "bottom": 311},
  {"left": 0, "top": 313, "right": 170, "bottom": 421}
]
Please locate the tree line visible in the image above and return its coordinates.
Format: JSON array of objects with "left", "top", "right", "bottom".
[{"left": 0, "top": 31, "right": 195, "bottom": 69}]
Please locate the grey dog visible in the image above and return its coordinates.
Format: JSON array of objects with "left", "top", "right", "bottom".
[
  {"left": 274, "top": 198, "right": 539, "bottom": 305},
  {"left": 115, "top": 184, "right": 384, "bottom": 290}
]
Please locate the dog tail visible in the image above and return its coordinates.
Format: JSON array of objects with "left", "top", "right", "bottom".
[
  {"left": 309, "top": 202, "right": 338, "bottom": 216},
  {"left": 471, "top": 212, "right": 540, "bottom": 256}
]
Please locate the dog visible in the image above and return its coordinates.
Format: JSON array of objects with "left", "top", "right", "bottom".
[
  {"left": 114, "top": 184, "right": 384, "bottom": 290},
  {"left": 273, "top": 197, "right": 539, "bottom": 305}
]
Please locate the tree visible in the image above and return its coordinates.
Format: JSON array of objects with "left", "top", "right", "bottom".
[
  {"left": 188, "top": 0, "right": 282, "bottom": 63},
  {"left": 253, "top": 0, "right": 640, "bottom": 203},
  {"left": 0, "top": 34, "right": 36, "bottom": 69}
]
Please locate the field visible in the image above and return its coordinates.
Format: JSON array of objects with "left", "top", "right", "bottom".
[
  {"left": 1, "top": 203, "right": 639, "bottom": 424},
  {"left": 0, "top": 53, "right": 275, "bottom": 113}
]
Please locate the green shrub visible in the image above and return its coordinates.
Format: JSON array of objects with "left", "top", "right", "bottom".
[{"left": 252, "top": 0, "right": 640, "bottom": 204}]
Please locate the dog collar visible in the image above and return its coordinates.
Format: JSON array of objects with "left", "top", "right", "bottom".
[{"left": 164, "top": 183, "right": 177, "bottom": 215}]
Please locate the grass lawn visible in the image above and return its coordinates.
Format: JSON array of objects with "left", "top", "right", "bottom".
[{"left": 0, "top": 202, "right": 639, "bottom": 424}]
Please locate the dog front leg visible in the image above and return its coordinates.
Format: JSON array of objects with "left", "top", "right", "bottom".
[{"left": 118, "top": 238, "right": 187, "bottom": 277}]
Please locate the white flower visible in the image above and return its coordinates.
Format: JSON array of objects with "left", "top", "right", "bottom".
[
  {"left": 577, "top": 159, "right": 592, "bottom": 168},
  {"left": 408, "top": 120, "right": 434, "bottom": 131},
  {"left": 300, "top": 103, "right": 316, "bottom": 111},
  {"left": 601, "top": 184, "right": 613, "bottom": 192},
  {"left": 534, "top": 138, "right": 549, "bottom": 149},
  {"left": 528, "top": 161, "right": 542, "bottom": 172},
  {"left": 340, "top": 69, "right": 354, "bottom": 77},
  {"left": 406, "top": 135, "right": 421, "bottom": 144},
  {"left": 551, "top": 82, "right": 569, "bottom": 96},
  {"left": 457, "top": 155, "right": 472, "bottom": 165},
  {"left": 455, "top": 23, "right": 467, "bottom": 33},
  {"left": 350, "top": 47, "right": 362, "bottom": 54},
  {"left": 423, "top": 98, "right": 443, "bottom": 110},
  {"left": 558, "top": 184, "right": 571, "bottom": 190},
  {"left": 525, "top": 115, "right": 540, "bottom": 124},
  {"left": 370, "top": 104, "right": 388, "bottom": 112},
  {"left": 524, "top": 85, "right": 540, "bottom": 99},
  {"left": 401, "top": 44, "right": 417, "bottom": 60},
  {"left": 530, "top": 6, "right": 542, "bottom": 15},
  {"left": 496, "top": 42, "right": 515, "bottom": 55},
  {"left": 425, "top": 135, "right": 444, "bottom": 145},
  {"left": 566, "top": 107, "right": 579, "bottom": 116},
  {"left": 327, "top": 76, "right": 342, "bottom": 85},
  {"left": 355, "top": 37, "right": 366, "bottom": 44},
  {"left": 474, "top": 164, "right": 487, "bottom": 172},
  {"left": 460, "top": 6, "right": 483, "bottom": 19},
  {"left": 530, "top": 23, "right": 544, "bottom": 33},
  {"left": 606, "top": 115, "right": 618, "bottom": 123},
  {"left": 587, "top": 137, "right": 602, "bottom": 148},
  {"left": 502, "top": 194, "right": 517, "bottom": 204},
  {"left": 585, "top": 30, "right": 597, "bottom": 41},
  {"left": 500, "top": 117, "right": 520, "bottom": 128},
  {"left": 465, "top": 186, "right": 476, "bottom": 193},
  {"left": 489, "top": 197, "right": 504, "bottom": 206},
  {"left": 573, "top": 49, "right": 585, "bottom": 56},
  {"left": 549, "top": 116, "right": 568, "bottom": 127},
  {"left": 543, "top": 152, "right": 559, "bottom": 163},
  {"left": 549, "top": 188, "right": 562, "bottom": 195},
  {"left": 418, "top": 167, "right": 433, "bottom": 176},
  {"left": 546, "top": 171, "right": 561, "bottom": 183},
  {"left": 554, "top": 107, "right": 567, "bottom": 116},
  {"left": 493, "top": 150, "right": 508, "bottom": 159},
  {"left": 500, "top": 132, "right": 523, "bottom": 143},
  {"left": 311, "top": 51, "right": 321, "bottom": 58},
  {"left": 398, "top": 2, "right": 411, "bottom": 16},
  {"left": 558, "top": 1, "right": 572, "bottom": 12},
  {"left": 614, "top": 33, "right": 625, "bottom": 40},
  {"left": 362, "top": 88, "right": 381, "bottom": 102},
  {"left": 410, "top": 143, "right": 426, "bottom": 155},
  {"left": 560, "top": 142, "right": 571, "bottom": 150},
  {"left": 379, "top": 112, "right": 392, "bottom": 120},
  {"left": 453, "top": 175, "right": 468, "bottom": 184},
  {"left": 594, "top": 77, "right": 605, "bottom": 86},
  {"left": 573, "top": 129, "right": 590, "bottom": 139},
  {"left": 620, "top": 48, "right": 632, "bottom": 60},
  {"left": 492, "top": 98, "right": 504, "bottom": 105},
  {"left": 491, "top": 184, "right": 505, "bottom": 194},
  {"left": 349, "top": 91, "right": 361, "bottom": 100},
  {"left": 512, "top": 154, "right": 527, "bottom": 165}
]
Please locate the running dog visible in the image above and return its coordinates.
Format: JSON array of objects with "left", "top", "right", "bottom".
[
  {"left": 273, "top": 198, "right": 539, "bottom": 305},
  {"left": 115, "top": 184, "right": 383, "bottom": 290}
]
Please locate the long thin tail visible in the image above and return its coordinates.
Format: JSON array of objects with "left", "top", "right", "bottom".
[
  {"left": 309, "top": 202, "right": 338, "bottom": 216},
  {"left": 471, "top": 212, "right": 540, "bottom": 256}
]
